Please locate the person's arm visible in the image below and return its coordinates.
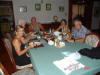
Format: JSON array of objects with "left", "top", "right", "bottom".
[
  {"left": 65, "top": 26, "right": 70, "bottom": 33},
  {"left": 66, "top": 38, "right": 85, "bottom": 42},
  {"left": 13, "top": 39, "right": 34, "bottom": 56},
  {"left": 74, "top": 38, "right": 85, "bottom": 42},
  {"left": 38, "top": 22, "right": 45, "bottom": 31},
  {"left": 24, "top": 32, "right": 34, "bottom": 38},
  {"left": 67, "top": 32, "right": 72, "bottom": 39},
  {"left": 56, "top": 25, "right": 62, "bottom": 31},
  {"left": 21, "top": 37, "right": 31, "bottom": 44}
]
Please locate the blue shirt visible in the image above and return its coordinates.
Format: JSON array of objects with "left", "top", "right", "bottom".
[{"left": 72, "top": 25, "right": 89, "bottom": 39}]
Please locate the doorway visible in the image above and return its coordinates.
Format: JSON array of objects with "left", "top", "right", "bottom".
[
  {"left": 68, "top": 0, "right": 93, "bottom": 30},
  {"left": 0, "top": 1, "right": 15, "bottom": 37}
]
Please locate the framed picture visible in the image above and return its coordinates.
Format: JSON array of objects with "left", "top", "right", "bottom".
[
  {"left": 35, "top": 4, "right": 41, "bottom": 11},
  {"left": 59, "top": 6, "right": 64, "bottom": 12},
  {"left": 46, "top": 4, "right": 51, "bottom": 11},
  {"left": 19, "top": 6, "right": 27, "bottom": 12}
]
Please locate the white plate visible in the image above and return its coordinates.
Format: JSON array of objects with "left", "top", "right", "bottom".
[
  {"left": 54, "top": 31, "right": 61, "bottom": 36},
  {"left": 48, "top": 40, "right": 54, "bottom": 46}
]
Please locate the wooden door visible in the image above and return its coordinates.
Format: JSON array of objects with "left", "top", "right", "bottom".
[{"left": 68, "top": 0, "right": 93, "bottom": 30}]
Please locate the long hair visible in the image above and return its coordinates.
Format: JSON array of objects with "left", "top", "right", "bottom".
[{"left": 61, "top": 19, "right": 67, "bottom": 25}]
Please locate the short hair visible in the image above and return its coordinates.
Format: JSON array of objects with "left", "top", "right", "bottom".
[
  {"left": 73, "top": 16, "right": 83, "bottom": 23},
  {"left": 15, "top": 25, "right": 24, "bottom": 31},
  {"left": 18, "top": 19, "right": 26, "bottom": 25},
  {"left": 61, "top": 19, "right": 67, "bottom": 25},
  {"left": 31, "top": 17, "right": 36, "bottom": 20}
]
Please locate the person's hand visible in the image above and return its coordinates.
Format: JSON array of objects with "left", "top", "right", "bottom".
[
  {"left": 29, "top": 32, "right": 34, "bottom": 37},
  {"left": 66, "top": 39, "right": 74, "bottom": 42},
  {"left": 52, "top": 29, "right": 55, "bottom": 32},
  {"left": 28, "top": 33, "right": 34, "bottom": 40},
  {"left": 28, "top": 44, "right": 34, "bottom": 49},
  {"left": 26, "top": 53, "right": 30, "bottom": 57}
]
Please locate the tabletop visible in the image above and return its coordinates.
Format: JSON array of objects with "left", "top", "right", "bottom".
[{"left": 29, "top": 39, "right": 100, "bottom": 75}]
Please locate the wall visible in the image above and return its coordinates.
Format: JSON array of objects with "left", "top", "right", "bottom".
[
  {"left": 91, "top": 1, "right": 100, "bottom": 30},
  {"left": 0, "top": 0, "right": 12, "bottom": 1},
  {"left": 12, "top": 0, "right": 69, "bottom": 25}
]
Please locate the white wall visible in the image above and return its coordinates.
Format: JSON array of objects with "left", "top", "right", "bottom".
[
  {"left": 0, "top": 0, "right": 12, "bottom": 1},
  {"left": 91, "top": 1, "right": 100, "bottom": 30},
  {"left": 12, "top": 0, "right": 69, "bottom": 25}
]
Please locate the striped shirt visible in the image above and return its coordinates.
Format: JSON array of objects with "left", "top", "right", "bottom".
[{"left": 72, "top": 25, "right": 89, "bottom": 39}]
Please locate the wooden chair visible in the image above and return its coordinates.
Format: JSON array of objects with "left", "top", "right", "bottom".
[
  {"left": 0, "top": 63, "right": 35, "bottom": 75},
  {"left": 0, "top": 63, "right": 9, "bottom": 75},
  {"left": 2, "top": 38, "right": 33, "bottom": 71},
  {"left": 85, "top": 33, "right": 100, "bottom": 47},
  {"left": 2, "top": 38, "right": 17, "bottom": 71}
]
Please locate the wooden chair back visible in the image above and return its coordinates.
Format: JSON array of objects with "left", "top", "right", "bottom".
[
  {"left": 2, "top": 38, "right": 17, "bottom": 71},
  {"left": 85, "top": 33, "right": 100, "bottom": 47},
  {"left": 0, "top": 63, "right": 9, "bottom": 75}
]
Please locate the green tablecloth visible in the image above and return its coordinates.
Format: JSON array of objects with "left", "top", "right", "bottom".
[{"left": 29, "top": 40, "right": 100, "bottom": 75}]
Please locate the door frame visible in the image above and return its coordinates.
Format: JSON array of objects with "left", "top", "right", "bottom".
[
  {"left": 0, "top": 1, "right": 15, "bottom": 29},
  {"left": 68, "top": 0, "right": 72, "bottom": 30},
  {"left": 68, "top": 0, "right": 93, "bottom": 30}
]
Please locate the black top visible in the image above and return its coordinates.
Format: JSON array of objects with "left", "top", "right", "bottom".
[
  {"left": 12, "top": 43, "right": 31, "bottom": 66},
  {"left": 79, "top": 47, "right": 100, "bottom": 59}
]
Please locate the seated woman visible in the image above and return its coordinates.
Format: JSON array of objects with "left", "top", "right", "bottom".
[
  {"left": 12, "top": 25, "right": 34, "bottom": 66},
  {"left": 54, "top": 19, "right": 70, "bottom": 33},
  {"left": 67, "top": 16, "right": 90, "bottom": 42},
  {"left": 12, "top": 20, "right": 33, "bottom": 39}
]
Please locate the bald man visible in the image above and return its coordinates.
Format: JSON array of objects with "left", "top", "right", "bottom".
[
  {"left": 67, "top": 17, "right": 90, "bottom": 42},
  {"left": 30, "top": 17, "right": 45, "bottom": 33}
]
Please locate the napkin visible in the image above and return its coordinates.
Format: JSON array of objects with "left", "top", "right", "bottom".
[
  {"left": 62, "top": 51, "right": 81, "bottom": 60},
  {"left": 53, "top": 57, "right": 85, "bottom": 75}
]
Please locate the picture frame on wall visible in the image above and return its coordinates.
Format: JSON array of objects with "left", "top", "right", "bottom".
[
  {"left": 46, "top": 3, "right": 51, "bottom": 11},
  {"left": 59, "top": 6, "right": 64, "bottom": 12},
  {"left": 19, "top": 6, "right": 27, "bottom": 13},
  {"left": 35, "top": 4, "right": 41, "bottom": 11}
]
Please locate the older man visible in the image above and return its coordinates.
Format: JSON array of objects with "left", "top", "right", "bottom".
[
  {"left": 67, "top": 17, "right": 90, "bottom": 42},
  {"left": 18, "top": 19, "right": 26, "bottom": 28},
  {"left": 30, "top": 17, "right": 45, "bottom": 33}
]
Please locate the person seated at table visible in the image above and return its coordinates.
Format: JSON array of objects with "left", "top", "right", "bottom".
[
  {"left": 12, "top": 25, "right": 34, "bottom": 66},
  {"left": 18, "top": 19, "right": 26, "bottom": 28},
  {"left": 67, "top": 16, "right": 89, "bottom": 42},
  {"left": 12, "top": 20, "right": 27, "bottom": 38},
  {"left": 54, "top": 19, "right": 70, "bottom": 33},
  {"left": 30, "top": 17, "right": 45, "bottom": 33},
  {"left": 18, "top": 19, "right": 34, "bottom": 39}
]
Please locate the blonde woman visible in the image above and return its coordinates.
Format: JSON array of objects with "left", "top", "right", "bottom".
[{"left": 12, "top": 25, "right": 34, "bottom": 66}]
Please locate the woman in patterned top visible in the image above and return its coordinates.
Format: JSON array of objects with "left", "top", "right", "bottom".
[{"left": 55, "top": 19, "right": 70, "bottom": 33}]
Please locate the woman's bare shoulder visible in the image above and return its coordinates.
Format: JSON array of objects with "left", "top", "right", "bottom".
[{"left": 12, "top": 38, "right": 20, "bottom": 45}]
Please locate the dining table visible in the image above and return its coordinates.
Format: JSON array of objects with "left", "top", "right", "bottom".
[{"left": 28, "top": 39, "right": 100, "bottom": 75}]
